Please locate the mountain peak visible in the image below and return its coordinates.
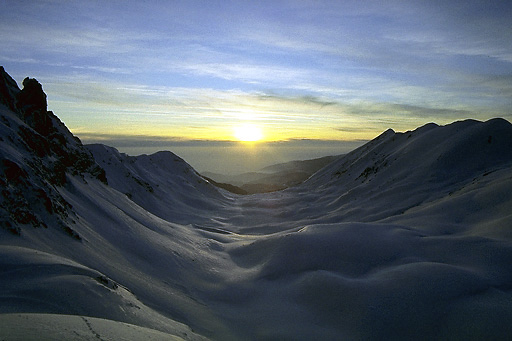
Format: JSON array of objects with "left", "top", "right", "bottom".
[{"left": 379, "top": 128, "right": 395, "bottom": 137}]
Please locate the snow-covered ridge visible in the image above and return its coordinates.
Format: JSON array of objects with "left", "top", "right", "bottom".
[
  {"left": 291, "top": 117, "right": 512, "bottom": 225},
  {"left": 1, "top": 67, "right": 512, "bottom": 340},
  {"left": 85, "top": 143, "right": 226, "bottom": 224},
  {"left": 311, "top": 118, "right": 512, "bottom": 187}
]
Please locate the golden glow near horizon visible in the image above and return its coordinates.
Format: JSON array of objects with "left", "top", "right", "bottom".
[
  {"left": 233, "top": 124, "right": 263, "bottom": 142},
  {"left": 4, "top": 1, "right": 511, "bottom": 157},
  {"left": 53, "top": 83, "right": 460, "bottom": 146}
]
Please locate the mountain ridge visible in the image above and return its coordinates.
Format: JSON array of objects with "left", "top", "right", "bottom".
[
  {"left": 1, "top": 67, "right": 512, "bottom": 340},
  {"left": 286, "top": 117, "right": 512, "bottom": 230},
  {"left": 85, "top": 143, "right": 227, "bottom": 224},
  {"left": 0, "top": 67, "right": 106, "bottom": 237},
  {"left": 203, "top": 155, "right": 339, "bottom": 194}
]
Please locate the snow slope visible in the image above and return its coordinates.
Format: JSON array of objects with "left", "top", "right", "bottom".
[
  {"left": 85, "top": 143, "right": 227, "bottom": 224},
  {"left": 0, "top": 313, "right": 184, "bottom": 340},
  {"left": 1, "top": 67, "right": 512, "bottom": 340},
  {"left": 291, "top": 118, "right": 512, "bottom": 226}
]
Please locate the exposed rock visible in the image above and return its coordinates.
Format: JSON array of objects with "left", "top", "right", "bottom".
[
  {"left": 16, "top": 77, "right": 47, "bottom": 122},
  {"left": 0, "top": 66, "right": 20, "bottom": 112},
  {"left": 0, "top": 67, "right": 107, "bottom": 237}
]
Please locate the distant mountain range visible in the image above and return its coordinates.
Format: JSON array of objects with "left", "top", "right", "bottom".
[
  {"left": 1, "top": 67, "right": 512, "bottom": 340},
  {"left": 202, "top": 155, "right": 338, "bottom": 194}
]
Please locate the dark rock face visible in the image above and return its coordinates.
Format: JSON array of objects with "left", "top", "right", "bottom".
[
  {"left": 17, "top": 77, "right": 47, "bottom": 113},
  {"left": 16, "top": 77, "right": 51, "bottom": 136},
  {"left": 0, "top": 66, "right": 20, "bottom": 112},
  {"left": 0, "top": 66, "right": 107, "bottom": 237},
  {"left": 0, "top": 68, "right": 106, "bottom": 185}
]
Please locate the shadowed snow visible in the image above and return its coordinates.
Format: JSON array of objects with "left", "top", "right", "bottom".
[{"left": 1, "top": 68, "right": 512, "bottom": 340}]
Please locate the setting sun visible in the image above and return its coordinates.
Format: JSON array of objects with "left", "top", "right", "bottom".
[{"left": 233, "top": 124, "right": 263, "bottom": 142}]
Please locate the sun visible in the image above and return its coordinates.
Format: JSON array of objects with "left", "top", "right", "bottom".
[{"left": 233, "top": 124, "right": 263, "bottom": 142}]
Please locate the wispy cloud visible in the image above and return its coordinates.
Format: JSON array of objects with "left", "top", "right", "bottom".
[
  {"left": 2, "top": 0, "right": 511, "bottom": 148},
  {"left": 39, "top": 76, "right": 497, "bottom": 145}
]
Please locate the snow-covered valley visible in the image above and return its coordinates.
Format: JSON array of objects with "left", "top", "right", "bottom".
[{"left": 1, "top": 67, "right": 512, "bottom": 340}]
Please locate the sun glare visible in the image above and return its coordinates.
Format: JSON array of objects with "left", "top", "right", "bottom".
[{"left": 233, "top": 124, "right": 263, "bottom": 142}]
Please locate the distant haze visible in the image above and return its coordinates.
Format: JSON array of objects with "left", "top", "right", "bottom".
[{"left": 82, "top": 138, "right": 366, "bottom": 174}]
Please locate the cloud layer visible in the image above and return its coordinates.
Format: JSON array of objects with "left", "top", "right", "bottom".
[{"left": 1, "top": 0, "right": 511, "bottom": 148}]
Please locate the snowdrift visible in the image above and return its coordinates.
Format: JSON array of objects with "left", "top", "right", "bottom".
[{"left": 1, "top": 67, "right": 512, "bottom": 340}]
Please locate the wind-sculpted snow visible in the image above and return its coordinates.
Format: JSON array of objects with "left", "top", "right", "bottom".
[
  {"left": 75, "top": 118, "right": 512, "bottom": 339},
  {"left": 223, "top": 223, "right": 512, "bottom": 339},
  {"left": 1, "top": 69, "right": 512, "bottom": 339}
]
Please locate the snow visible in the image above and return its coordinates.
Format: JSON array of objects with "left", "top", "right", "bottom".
[
  {"left": 1, "top": 81, "right": 512, "bottom": 340},
  {"left": 85, "top": 143, "right": 226, "bottom": 224},
  {"left": 0, "top": 313, "right": 184, "bottom": 340}
]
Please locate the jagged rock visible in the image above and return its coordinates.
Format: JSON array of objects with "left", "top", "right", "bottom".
[
  {"left": 17, "top": 77, "right": 47, "bottom": 113},
  {"left": 15, "top": 77, "right": 54, "bottom": 137},
  {"left": 0, "top": 67, "right": 107, "bottom": 237}
]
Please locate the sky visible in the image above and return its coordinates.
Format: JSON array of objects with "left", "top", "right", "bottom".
[{"left": 1, "top": 0, "right": 512, "bottom": 173}]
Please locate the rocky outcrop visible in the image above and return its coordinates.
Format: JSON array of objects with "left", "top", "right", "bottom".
[
  {"left": 0, "top": 66, "right": 106, "bottom": 237},
  {"left": 16, "top": 77, "right": 50, "bottom": 136},
  {"left": 1, "top": 67, "right": 106, "bottom": 185}
]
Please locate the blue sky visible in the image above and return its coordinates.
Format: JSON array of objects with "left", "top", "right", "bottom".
[{"left": 1, "top": 0, "right": 512, "bottom": 172}]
